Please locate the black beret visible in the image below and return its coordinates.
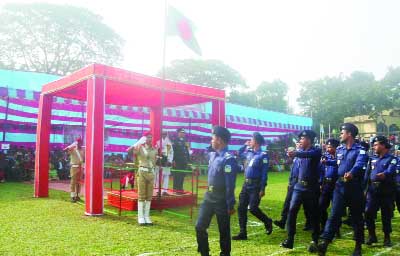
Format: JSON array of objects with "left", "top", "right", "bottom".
[
  {"left": 340, "top": 123, "right": 358, "bottom": 137},
  {"left": 177, "top": 128, "right": 185, "bottom": 133},
  {"left": 373, "top": 135, "right": 391, "bottom": 149},
  {"left": 212, "top": 126, "right": 231, "bottom": 143},
  {"left": 326, "top": 138, "right": 340, "bottom": 148},
  {"left": 252, "top": 132, "right": 265, "bottom": 145},
  {"left": 298, "top": 130, "right": 317, "bottom": 141}
]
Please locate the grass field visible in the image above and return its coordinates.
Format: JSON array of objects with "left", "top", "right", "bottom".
[{"left": 0, "top": 172, "right": 399, "bottom": 256}]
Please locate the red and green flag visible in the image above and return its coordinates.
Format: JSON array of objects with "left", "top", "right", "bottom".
[{"left": 167, "top": 5, "right": 202, "bottom": 56}]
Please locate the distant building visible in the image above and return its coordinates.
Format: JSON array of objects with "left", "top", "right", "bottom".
[{"left": 344, "top": 109, "right": 400, "bottom": 139}]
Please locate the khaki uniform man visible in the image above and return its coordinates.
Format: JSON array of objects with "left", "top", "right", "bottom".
[
  {"left": 127, "top": 132, "right": 157, "bottom": 225},
  {"left": 64, "top": 138, "right": 84, "bottom": 203}
]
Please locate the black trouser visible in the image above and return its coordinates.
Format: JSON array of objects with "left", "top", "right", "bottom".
[
  {"left": 196, "top": 193, "right": 230, "bottom": 256},
  {"left": 237, "top": 182, "right": 270, "bottom": 234},
  {"left": 321, "top": 181, "right": 365, "bottom": 243},
  {"left": 280, "top": 184, "right": 294, "bottom": 225},
  {"left": 172, "top": 163, "right": 187, "bottom": 191},
  {"left": 319, "top": 182, "right": 335, "bottom": 229},
  {"left": 365, "top": 188, "right": 395, "bottom": 234},
  {"left": 280, "top": 184, "right": 311, "bottom": 227},
  {"left": 287, "top": 188, "right": 320, "bottom": 242}
]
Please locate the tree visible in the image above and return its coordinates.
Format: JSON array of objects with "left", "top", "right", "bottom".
[
  {"left": 229, "top": 80, "right": 288, "bottom": 112},
  {"left": 159, "top": 59, "right": 247, "bottom": 90},
  {"left": 298, "top": 70, "right": 394, "bottom": 131},
  {"left": 0, "top": 3, "right": 124, "bottom": 75}
]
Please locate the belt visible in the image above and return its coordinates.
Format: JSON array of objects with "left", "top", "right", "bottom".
[
  {"left": 139, "top": 166, "right": 154, "bottom": 172},
  {"left": 245, "top": 178, "right": 260, "bottom": 185},
  {"left": 372, "top": 181, "right": 381, "bottom": 188},
  {"left": 207, "top": 185, "right": 226, "bottom": 193},
  {"left": 299, "top": 180, "right": 308, "bottom": 186},
  {"left": 324, "top": 177, "right": 334, "bottom": 183}
]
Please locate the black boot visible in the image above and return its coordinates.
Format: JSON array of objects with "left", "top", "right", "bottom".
[
  {"left": 383, "top": 233, "right": 392, "bottom": 247},
  {"left": 232, "top": 232, "right": 247, "bottom": 240},
  {"left": 317, "top": 239, "right": 329, "bottom": 256},
  {"left": 264, "top": 218, "right": 273, "bottom": 235},
  {"left": 280, "top": 237, "right": 294, "bottom": 249},
  {"left": 308, "top": 240, "right": 318, "bottom": 253},
  {"left": 366, "top": 229, "right": 377, "bottom": 245},
  {"left": 274, "top": 219, "right": 285, "bottom": 229},
  {"left": 352, "top": 242, "right": 362, "bottom": 256}
]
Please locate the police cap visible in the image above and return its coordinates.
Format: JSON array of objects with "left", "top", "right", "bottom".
[
  {"left": 252, "top": 132, "right": 265, "bottom": 145},
  {"left": 177, "top": 128, "right": 185, "bottom": 133},
  {"left": 325, "top": 138, "right": 340, "bottom": 148},
  {"left": 340, "top": 123, "right": 359, "bottom": 137},
  {"left": 212, "top": 126, "right": 231, "bottom": 143},
  {"left": 372, "top": 135, "right": 391, "bottom": 149},
  {"left": 298, "top": 130, "right": 317, "bottom": 142}
]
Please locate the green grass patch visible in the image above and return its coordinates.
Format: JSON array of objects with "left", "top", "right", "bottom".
[{"left": 0, "top": 172, "right": 399, "bottom": 255}]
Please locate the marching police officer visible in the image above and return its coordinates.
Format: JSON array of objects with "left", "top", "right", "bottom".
[
  {"left": 364, "top": 136, "right": 397, "bottom": 247},
  {"left": 319, "top": 139, "right": 339, "bottom": 231},
  {"left": 281, "top": 130, "right": 321, "bottom": 252},
  {"left": 195, "top": 126, "right": 239, "bottom": 256},
  {"left": 318, "top": 123, "right": 368, "bottom": 256},
  {"left": 232, "top": 132, "right": 273, "bottom": 240},
  {"left": 274, "top": 141, "right": 301, "bottom": 229}
]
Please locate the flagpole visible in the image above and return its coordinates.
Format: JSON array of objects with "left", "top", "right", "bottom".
[{"left": 158, "top": 0, "right": 168, "bottom": 198}]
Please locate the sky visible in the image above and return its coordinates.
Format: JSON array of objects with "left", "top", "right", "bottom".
[{"left": 2, "top": 0, "right": 400, "bottom": 113}]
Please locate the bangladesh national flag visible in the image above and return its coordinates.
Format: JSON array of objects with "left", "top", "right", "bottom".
[{"left": 167, "top": 5, "right": 202, "bottom": 56}]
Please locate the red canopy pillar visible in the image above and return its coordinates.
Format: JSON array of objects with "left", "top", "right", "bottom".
[
  {"left": 150, "top": 107, "right": 162, "bottom": 146},
  {"left": 34, "top": 94, "right": 53, "bottom": 197},
  {"left": 85, "top": 76, "right": 105, "bottom": 216},
  {"left": 211, "top": 99, "right": 226, "bottom": 127}
]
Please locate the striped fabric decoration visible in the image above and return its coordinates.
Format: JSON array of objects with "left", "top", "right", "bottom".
[{"left": 0, "top": 86, "right": 312, "bottom": 152}]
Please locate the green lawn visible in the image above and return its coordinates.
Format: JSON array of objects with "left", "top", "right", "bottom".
[{"left": 0, "top": 172, "right": 399, "bottom": 255}]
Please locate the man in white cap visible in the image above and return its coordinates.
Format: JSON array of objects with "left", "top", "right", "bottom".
[{"left": 155, "top": 131, "right": 174, "bottom": 195}]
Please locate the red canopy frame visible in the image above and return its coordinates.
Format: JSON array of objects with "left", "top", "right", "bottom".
[{"left": 34, "top": 63, "right": 226, "bottom": 216}]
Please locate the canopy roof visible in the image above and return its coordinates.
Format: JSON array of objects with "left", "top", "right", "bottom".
[{"left": 42, "top": 64, "right": 225, "bottom": 107}]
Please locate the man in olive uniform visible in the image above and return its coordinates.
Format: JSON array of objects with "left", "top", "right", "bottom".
[
  {"left": 64, "top": 137, "right": 84, "bottom": 203},
  {"left": 128, "top": 131, "right": 157, "bottom": 225},
  {"left": 172, "top": 128, "right": 190, "bottom": 193}
]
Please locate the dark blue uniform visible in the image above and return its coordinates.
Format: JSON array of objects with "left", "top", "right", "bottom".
[
  {"left": 365, "top": 154, "right": 397, "bottom": 236},
  {"left": 236, "top": 145, "right": 271, "bottom": 235},
  {"left": 320, "top": 143, "right": 368, "bottom": 243},
  {"left": 318, "top": 152, "right": 338, "bottom": 229},
  {"left": 195, "top": 148, "right": 239, "bottom": 256},
  {"left": 286, "top": 146, "right": 322, "bottom": 243},
  {"left": 395, "top": 156, "right": 400, "bottom": 214}
]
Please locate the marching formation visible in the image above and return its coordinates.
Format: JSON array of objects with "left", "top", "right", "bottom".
[{"left": 196, "top": 123, "right": 400, "bottom": 256}]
